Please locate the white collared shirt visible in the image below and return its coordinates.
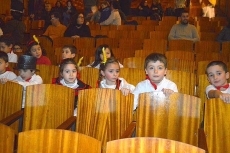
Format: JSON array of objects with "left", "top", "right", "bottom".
[
  {"left": 133, "top": 77, "right": 178, "bottom": 110},
  {"left": 0, "top": 71, "right": 17, "bottom": 80}
]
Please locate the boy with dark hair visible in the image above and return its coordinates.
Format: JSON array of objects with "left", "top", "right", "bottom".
[
  {"left": 133, "top": 53, "right": 178, "bottom": 109},
  {"left": 0, "top": 36, "right": 18, "bottom": 63},
  {"left": 206, "top": 61, "right": 230, "bottom": 103},
  {"left": 62, "top": 45, "right": 77, "bottom": 60},
  {"left": 0, "top": 51, "right": 17, "bottom": 82}
]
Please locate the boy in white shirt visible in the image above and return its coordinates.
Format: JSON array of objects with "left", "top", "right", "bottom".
[
  {"left": 1, "top": 55, "right": 43, "bottom": 108},
  {"left": 0, "top": 51, "right": 17, "bottom": 82},
  {"left": 133, "top": 53, "right": 178, "bottom": 109},
  {"left": 206, "top": 61, "right": 230, "bottom": 103}
]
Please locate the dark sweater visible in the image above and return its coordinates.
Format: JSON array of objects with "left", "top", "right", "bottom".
[{"left": 64, "top": 24, "right": 91, "bottom": 37}]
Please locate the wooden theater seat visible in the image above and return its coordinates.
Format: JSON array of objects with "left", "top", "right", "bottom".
[{"left": 0, "top": 123, "right": 15, "bottom": 153}]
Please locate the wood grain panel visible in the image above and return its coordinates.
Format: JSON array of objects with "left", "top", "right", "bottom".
[
  {"left": 17, "top": 129, "right": 101, "bottom": 153},
  {"left": 76, "top": 88, "right": 134, "bottom": 152},
  {"left": 23, "top": 84, "right": 75, "bottom": 131},
  {"left": 106, "top": 137, "right": 205, "bottom": 153},
  {"left": 0, "top": 123, "right": 15, "bottom": 153},
  {"left": 136, "top": 92, "right": 201, "bottom": 146},
  {"left": 204, "top": 98, "right": 230, "bottom": 153}
]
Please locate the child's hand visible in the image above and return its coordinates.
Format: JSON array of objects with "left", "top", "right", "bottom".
[
  {"left": 0, "top": 78, "right": 8, "bottom": 84},
  {"left": 120, "top": 88, "right": 131, "bottom": 96},
  {"left": 162, "top": 88, "right": 174, "bottom": 96},
  {"left": 220, "top": 93, "right": 230, "bottom": 103}
]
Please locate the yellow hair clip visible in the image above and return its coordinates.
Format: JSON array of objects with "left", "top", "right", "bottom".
[
  {"left": 33, "top": 35, "right": 39, "bottom": 44},
  {"left": 101, "top": 47, "right": 107, "bottom": 64},
  {"left": 77, "top": 57, "right": 84, "bottom": 67}
]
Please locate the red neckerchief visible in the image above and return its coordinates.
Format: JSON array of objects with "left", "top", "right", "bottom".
[
  {"left": 25, "top": 77, "right": 32, "bottom": 82},
  {"left": 146, "top": 75, "right": 157, "bottom": 90},
  {"left": 215, "top": 84, "right": 229, "bottom": 90},
  {"left": 115, "top": 79, "right": 121, "bottom": 90}
]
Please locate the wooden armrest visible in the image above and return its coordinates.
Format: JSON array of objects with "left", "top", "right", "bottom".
[
  {"left": 0, "top": 110, "right": 24, "bottom": 126},
  {"left": 56, "top": 116, "right": 76, "bottom": 129},
  {"left": 121, "top": 121, "right": 136, "bottom": 138},
  {"left": 198, "top": 128, "right": 209, "bottom": 153}
]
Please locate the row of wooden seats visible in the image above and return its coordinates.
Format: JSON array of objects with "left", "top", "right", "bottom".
[
  {"left": 0, "top": 125, "right": 204, "bottom": 153},
  {"left": 51, "top": 37, "right": 230, "bottom": 53},
  {"left": 0, "top": 82, "right": 228, "bottom": 153}
]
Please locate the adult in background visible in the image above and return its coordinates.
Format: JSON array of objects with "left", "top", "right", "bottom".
[
  {"left": 138, "top": 0, "right": 151, "bottom": 17},
  {"left": 83, "top": 0, "right": 97, "bottom": 17},
  {"left": 63, "top": 1, "right": 77, "bottom": 26},
  {"left": 41, "top": 2, "right": 53, "bottom": 30},
  {"left": 51, "top": 1, "right": 64, "bottom": 20},
  {"left": 150, "top": 0, "right": 163, "bottom": 20},
  {"left": 168, "top": 10, "right": 200, "bottom": 42},
  {"left": 64, "top": 13, "right": 91, "bottom": 38},
  {"left": 3, "top": 0, "right": 25, "bottom": 44},
  {"left": 100, "top": 1, "right": 121, "bottom": 26},
  {"left": 43, "top": 12, "right": 67, "bottom": 40},
  {"left": 216, "top": 19, "right": 230, "bottom": 42}
]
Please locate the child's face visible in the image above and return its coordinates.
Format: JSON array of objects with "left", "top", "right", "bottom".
[
  {"left": 145, "top": 60, "right": 167, "bottom": 84},
  {"left": 0, "top": 58, "right": 8, "bottom": 74},
  {"left": 91, "top": 6, "right": 98, "bottom": 13},
  {"left": 0, "top": 42, "right": 12, "bottom": 53},
  {"left": 101, "top": 62, "right": 120, "bottom": 85},
  {"left": 30, "top": 45, "right": 42, "bottom": 59},
  {"left": 62, "top": 48, "right": 75, "bottom": 59},
  {"left": 100, "top": 48, "right": 111, "bottom": 61},
  {"left": 61, "top": 64, "right": 77, "bottom": 84},
  {"left": 19, "top": 69, "right": 35, "bottom": 80},
  {"left": 13, "top": 45, "right": 22, "bottom": 53},
  {"left": 207, "top": 65, "right": 229, "bottom": 87}
]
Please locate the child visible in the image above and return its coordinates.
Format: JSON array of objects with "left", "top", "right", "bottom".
[
  {"left": 99, "top": 57, "right": 135, "bottom": 96},
  {"left": 133, "top": 53, "right": 178, "bottom": 109},
  {"left": 62, "top": 45, "right": 77, "bottom": 60},
  {"left": 26, "top": 35, "right": 51, "bottom": 65},
  {"left": 205, "top": 61, "right": 230, "bottom": 103},
  {"left": 53, "top": 58, "right": 91, "bottom": 115},
  {"left": 0, "top": 55, "right": 43, "bottom": 108},
  {"left": 13, "top": 43, "right": 23, "bottom": 53},
  {"left": 0, "top": 51, "right": 17, "bottom": 82},
  {"left": 88, "top": 44, "right": 123, "bottom": 69},
  {"left": 0, "top": 36, "right": 17, "bottom": 63}
]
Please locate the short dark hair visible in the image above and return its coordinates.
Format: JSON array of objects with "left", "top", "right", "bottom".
[
  {"left": 144, "top": 53, "right": 167, "bottom": 69},
  {"left": 206, "top": 61, "right": 228, "bottom": 74},
  {"left": 0, "top": 51, "right": 9, "bottom": 62},
  {"left": 51, "top": 12, "right": 61, "bottom": 20},
  {"left": 0, "top": 36, "right": 14, "bottom": 46},
  {"left": 180, "top": 9, "right": 189, "bottom": 16},
  {"left": 62, "top": 45, "right": 77, "bottom": 54}
]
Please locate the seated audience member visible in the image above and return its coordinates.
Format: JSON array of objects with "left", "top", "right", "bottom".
[
  {"left": 202, "top": 2, "right": 215, "bottom": 18},
  {"left": 0, "top": 51, "right": 17, "bottom": 81},
  {"left": 206, "top": 61, "right": 230, "bottom": 103},
  {"left": 62, "top": 45, "right": 77, "bottom": 60},
  {"left": 100, "top": 0, "right": 121, "bottom": 25},
  {"left": 41, "top": 2, "right": 53, "bottom": 30},
  {"left": 168, "top": 10, "right": 200, "bottom": 42},
  {"left": 138, "top": 0, "right": 151, "bottom": 17},
  {"left": 88, "top": 44, "right": 123, "bottom": 69},
  {"left": 164, "top": 4, "right": 175, "bottom": 16},
  {"left": 25, "top": 35, "right": 51, "bottom": 65},
  {"left": 0, "top": 55, "right": 43, "bottom": 108},
  {"left": 2, "top": 7, "right": 25, "bottom": 44},
  {"left": 99, "top": 57, "right": 135, "bottom": 95},
  {"left": 63, "top": 0, "right": 77, "bottom": 26},
  {"left": 216, "top": 19, "right": 230, "bottom": 42},
  {"left": 52, "top": 58, "right": 91, "bottom": 116},
  {"left": 90, "top": 5, "right": 101, "bottom": 23},
  {"left": 64, "top": 13, "right": 91, "bottom": 38},
  {"left": 13, "top": 43, "right": 23, "bottom": 53},
  {"left": 0, "top": 36, "right": 17, "bottom": 63},
  {"left": 43, "top": 12, "right": 67, "bottom": 40},
  {"left": 99, "top": 1, "right": 111, "bottom": 23},
  {"left": 175, "top": 0, "right": 186, "bottom": 17},
  {"left": 150, "top": 0, "right": 163, "bottom": 20},
  {"left": 52, "top": 1, "right": 64, "bottom": 19},
  {"left": 133, "top": 53, "right": 178, "bottom": 110}
]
